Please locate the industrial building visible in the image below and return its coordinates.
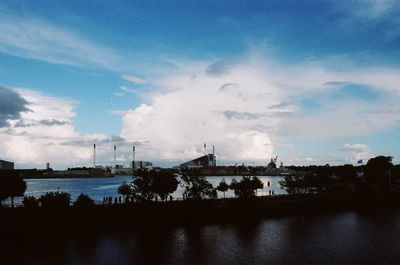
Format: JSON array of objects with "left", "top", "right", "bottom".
[
  {"left": 179, "top": 154, "right": 216, "bottom": 170},
  {"left": 133, "top": 161, "right": 153, "bottom": 170},
  {"left": 0, "top": 159, "right": 14, "bottom": 170}
]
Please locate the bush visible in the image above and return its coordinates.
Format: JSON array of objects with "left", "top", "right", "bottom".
[
  {"left": 39, "top": 191, "right": 71, "bottom": 208},
  {"left": 74, "top": 194, "right": 95, "bottom": 207},
  {"left": 22, "top": 196, "right": 39, "bottom": 208}
]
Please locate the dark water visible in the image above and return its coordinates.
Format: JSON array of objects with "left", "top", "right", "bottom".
[
  {"left": 5, "top": 175, "right": 286, "bottom": 205},
  {"left": 2, "top": 211, "right": 400, "bottom": 265}
]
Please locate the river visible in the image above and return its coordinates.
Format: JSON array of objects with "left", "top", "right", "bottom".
[
  {"left": 1, "top": 211, "right": 400, "bottom": 264},
  {"left": 4, "top": 175, "right": 287, "bottom": 206}
]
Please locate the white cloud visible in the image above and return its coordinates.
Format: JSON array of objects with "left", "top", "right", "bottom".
[
  {"left": 120, "top": 86, "right": 138, "bottom": 94},
  {"left": 0, "top": 14, "right": 126, "bottom": 71},
  {"left": 0, "top": 89, "right": 125, "bottom": 169},
  {"left": 122, "top": 74, "right": 147, "bottom": 85},
  {"left": 342, "top": 144, "right": 374, "bottom": 163},
  {"left": 118, "top": 55, "right": 400, "bottom": 164}
]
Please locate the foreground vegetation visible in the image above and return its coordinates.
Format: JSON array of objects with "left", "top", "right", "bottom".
[{"left": 1, "top": 155, "right": 400, "bottom": 229}]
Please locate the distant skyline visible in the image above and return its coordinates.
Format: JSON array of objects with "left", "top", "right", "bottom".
[{"left": 0, "top": 0, "right": 400, "bottom": 169}]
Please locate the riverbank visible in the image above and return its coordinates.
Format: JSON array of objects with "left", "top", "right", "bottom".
[{"left": 2, "top": 193, "right": 400, "bottom": 234}]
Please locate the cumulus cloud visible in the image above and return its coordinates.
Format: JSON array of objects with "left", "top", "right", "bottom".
[
  {"left": 0, "top": 86, "right": 28, "bottom": 127},
  {"left": 118, "top": 55, "right": 400, "bottom": 165},
  {"left": 0, "top": 89, "right": 136, "bottom": 169},
  {"left": 341, "top": 144, "right": 374, "bottom": 163},
  {"left": 120, "top": 60, "right": 290, "bottom": 163}
]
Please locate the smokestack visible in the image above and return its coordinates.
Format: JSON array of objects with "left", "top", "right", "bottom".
[
  {"left": 132, "top": 146, "right": 136, "bottom": 169},
  {"left": 114, "top": 145, "right": 117, "bottom": 169},
  {"left": 204, "top": 143, "right": 207, "bottom": 155},
  {"left": 93, "top": 144, "right": 96, "bottom": 168},
  {"left": 212, "top": 145, "right": 215, "bottom": 167}
]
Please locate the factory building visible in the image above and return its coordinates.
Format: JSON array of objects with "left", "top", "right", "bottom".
[
  {"left": 179, "top": 154, "right": 216, "bottom": 170},
  {"left": 0, "top": 159, "right": 14, "bottom": 170},
  {"left": 133, "top": 161, "right": 153, "bottom": 170}
]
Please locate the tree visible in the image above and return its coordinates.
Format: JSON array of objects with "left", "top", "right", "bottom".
[
  {"left": 118, "top": 181, "right": 132, "bottom": 202},
  {"left": 279, "top": 175, "right": 310, "bottom": 195},
  {"left": 181, "top": 175, "right": 217, "bottom": 200},
  {"left": 74, "top": 194, "right": 95, "bottom": 207},
  {"left": 364, "top": 156, "right": 393, "bottom": 193},
  {"left": 216, "top": 179, "right": 229, "bottom": 198},
  {"left": 229, "top": 179, "right": 238, "bottom": 197},
  {"left": 151, "top": 172, "right": 179, "bottom": 201},
  {"left": 0, "top": 173, "right": 27, "bottom": 207},
  {"left": 129, "top": 170, "right": 180, "bottom": 202},
  {"left": 132, "top": 173, "right": 155, "bottom": 202},
  {"left": 339, "top": 164, "right": 357, "bottom": 182},
  {"left": 251, "top": 176, "right": 264, "bottom": 195},
  {"left": 39, "top": 191, "right": 71, "bottom": 208},
  {"left": 230, "top": 176, "right": 260, "bottom": 198}
]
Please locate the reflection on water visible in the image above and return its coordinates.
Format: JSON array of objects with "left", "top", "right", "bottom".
[
  {"left": 6, "top": 175, "right": 286, "bottom": 205},
  {"left": 2, "top": 212, "right": 400, "bottom": 265}
]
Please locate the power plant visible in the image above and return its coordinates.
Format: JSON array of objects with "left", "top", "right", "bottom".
[{"left": 179, "top": 143, "right": 217, "bottom": 170}]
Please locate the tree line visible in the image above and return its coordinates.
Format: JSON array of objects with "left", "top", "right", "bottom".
[
  {"left": 0, "top": 169, "right": 265, "bottom": 208},
  {"left": 280, "top": 156, "right": 400, "bottom": 195},
  {"left": 117, "top": 170, "right": 265, "bottom": 202}
]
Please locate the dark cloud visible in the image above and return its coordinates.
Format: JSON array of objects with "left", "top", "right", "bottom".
[
  {"left": 219, "top": 82, "right": 239, "bottom": 92},
  {"left": 60, "top": 135, "right": 143, "bottom": 147},
  {"left": 223, "top": 110, "right": 294, "bottom": 120},
  {"left": 110, "top": 135, "right": 126, "bottom": 143},
  {"left": 14, "top": 119, "right": 70, "bottom": 127},
  {"left": 223, "top": 110, "right": 260, "bottom": 120},
  {"left": 268, "top": 111, "right": 294, "bottom": 118},
  {"left": 323, "top": 81, "right": 352, "bottom": 86},
  {"left": 205, "top": 59, "right": 234, "bottom": 76},
  {"left": 0, "top": 86, "right": 28, "bottom": 127}
]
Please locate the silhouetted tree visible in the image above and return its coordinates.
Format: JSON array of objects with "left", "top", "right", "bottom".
[
  {"left": 364, "top": 156, "right": 393, "bottom": 193},
  {"left": 340, "top": 164, "right": 357, "bottom": 182},
  {"left": 132, "top": 173, "right": 155, "bottom": 202},
  {"left": 39, "top": 191, "right": 71, "bottom": 208},
  {"left": 151, "top": 172, "right": 179, "bottom": 201},
  {"left": 181, "top": 175, "right": 217, "bottom": 200},
  {"left": 230, "top": 176, "right": 263, "bottom": 198},
  {"left": 74, "top": 194, "right": 95, "bottom": 207},
  {"left": 128, "top": 170, "right": 180, "bottom": 202},
  {"left": 252, "top": 177, "right": 264, "bottom": 195},
  {"left": 0, "top": 173, "right": 27, "bottom": 207},
  {"left": 216, "top": 179, "right": 229, "bottom": 198},
  {"left": 229, "top": 179, "right": 238, "bottom": 197},
  {"left": 22, "top": 196, "right": 39, "bottom": 208},
  {"left": 118, "top": 181, "right": 131, "bottom": 202},
  {"left": 279, "top": 175, "right": 311, "bottom": 195}
]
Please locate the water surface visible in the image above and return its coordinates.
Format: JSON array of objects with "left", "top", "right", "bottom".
[
  {"left": 6, "top": 175, "right": 286, "bottom": 205},
  {"left": 1, "top": 211, "right": 400, "bottom": 265}
]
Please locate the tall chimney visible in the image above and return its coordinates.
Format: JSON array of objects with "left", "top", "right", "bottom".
[
  {"left": 114, "top": 145, "right": 117, "bottom": 169},
  {"left": 132, "top": 146, "right": 136, "bottom": 169},
  {"left": 204, "top": 143, "right": 207, "bottom": 155},
  {"left": 212, "top": 145, "right": 216, "bottom": 167},
  {"left": 93, "top": 144, "right": 96, "bottom": 168}
]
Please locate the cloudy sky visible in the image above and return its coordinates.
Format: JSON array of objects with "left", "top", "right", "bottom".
[{"left": 1, "top": 0, "right": 400, "bottom": 169}]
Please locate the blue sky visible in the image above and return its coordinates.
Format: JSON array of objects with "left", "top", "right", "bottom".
[{"left": 0, "top": 0, "right": 400, "bottom": 168}]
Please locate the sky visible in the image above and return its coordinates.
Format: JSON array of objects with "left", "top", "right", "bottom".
[{"left": 0, "top": 0, "right": 400, "bottom": 169}]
